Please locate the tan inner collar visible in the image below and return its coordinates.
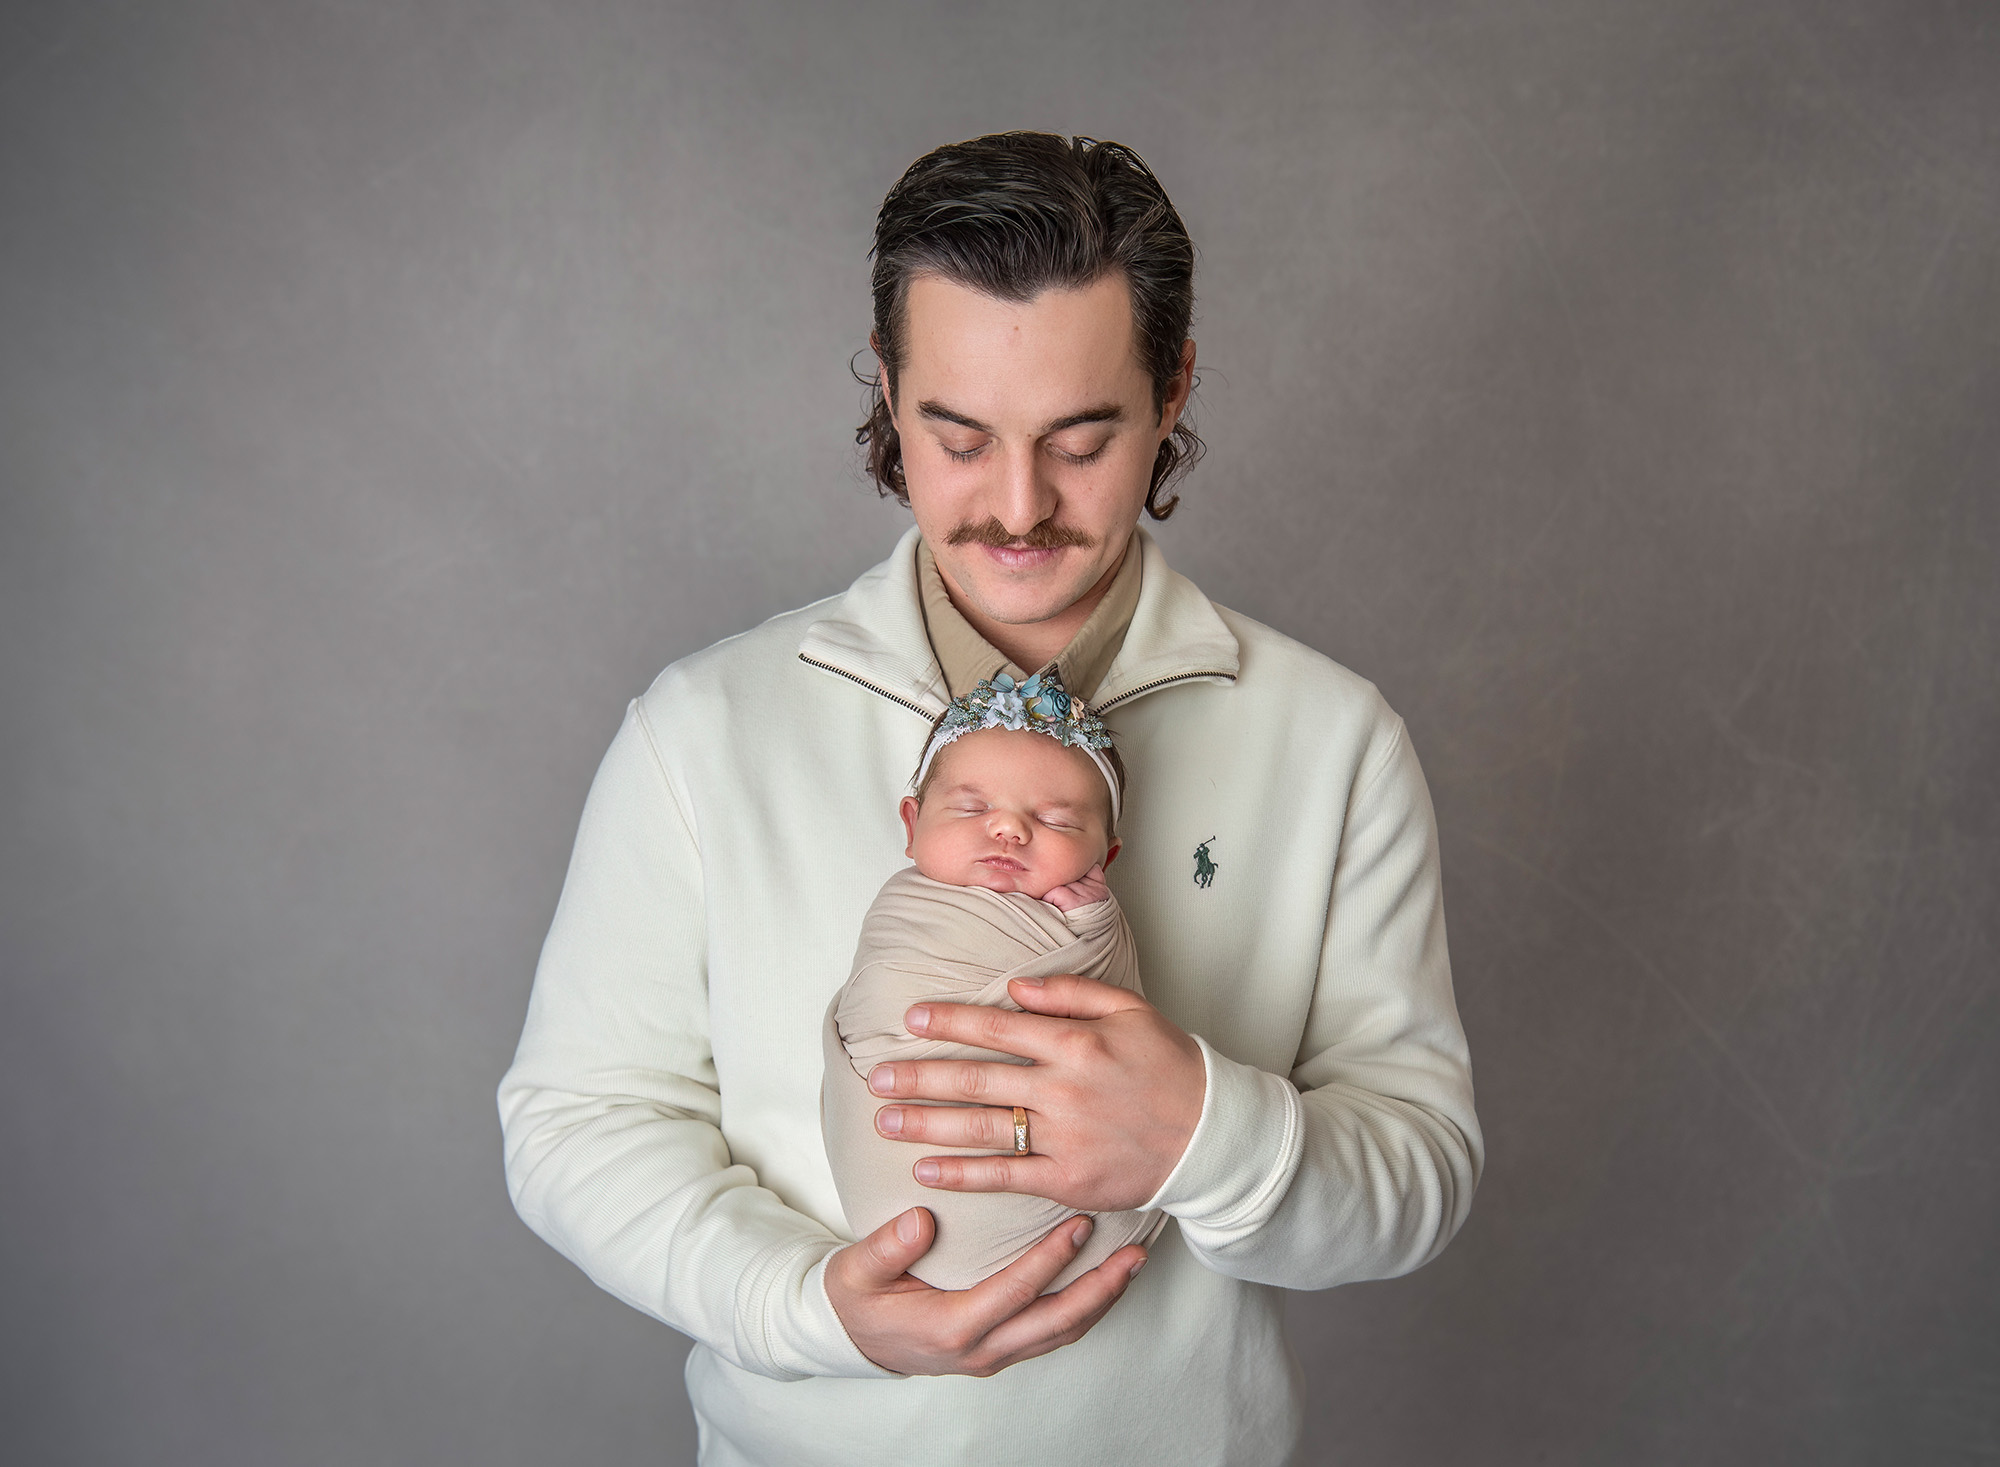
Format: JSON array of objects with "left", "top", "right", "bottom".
[{"left": 916, "top": 536, "right": 1143, "bottom": 704}]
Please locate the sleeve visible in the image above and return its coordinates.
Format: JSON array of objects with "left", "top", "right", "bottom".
[
  {"left": 497, "top": 699, "right": 895, "bottom": 1381},
  {"left": 1141, "top": 716, "right": 1484, "bottom": 1288}
]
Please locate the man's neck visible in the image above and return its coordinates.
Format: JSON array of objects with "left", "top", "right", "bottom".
[{"left": 934, "top": 542, "right": 1129, "bottom": 673}]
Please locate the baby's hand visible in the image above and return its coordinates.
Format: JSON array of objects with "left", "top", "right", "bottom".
[{"left": 1042, "top": 865, "right": 1111, "bottom": 912}]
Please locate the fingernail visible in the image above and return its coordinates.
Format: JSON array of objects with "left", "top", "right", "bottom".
[
  {"left": 1128, "top": 1255, "right": 1147, "bottom": 1279},
  {"left": 869, "top": 1065, "right": 895, "bottom": 1094},
  {"left": 1070, "top": 1217, "right": 1093, "bottom": 1246},
  {"left": 877, "top": 1107, "right": 903, "bottom": 1136},
  {"left": 915, "top": 1160, "right": 941, "bottom": 1185},
  {"left": 1012, "top": 976, "right": 1044, "bottom": 988},
  {"left": 896, "top": 1209, "right": 921, "bottom": 1245},
  {"left": 905, "top": 1005, "right": 930, "bottom": 1034}
]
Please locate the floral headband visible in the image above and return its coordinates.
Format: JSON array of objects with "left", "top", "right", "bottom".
[{"left": 914, "top": 669, "right": 1122, "bottom": 829}]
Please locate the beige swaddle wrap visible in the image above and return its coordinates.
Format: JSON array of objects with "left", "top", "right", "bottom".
[{"left": 821, "top": 867, "right": 1166, "bottom": 1292}]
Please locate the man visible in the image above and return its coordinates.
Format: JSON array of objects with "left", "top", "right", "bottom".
[{"left": 500, "top": 132, "right": 1481, "bottom": 1466}]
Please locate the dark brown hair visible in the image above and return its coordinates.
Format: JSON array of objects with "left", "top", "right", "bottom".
[{"left": 856, "top": 132, "right": 1202, "bottom": 520}]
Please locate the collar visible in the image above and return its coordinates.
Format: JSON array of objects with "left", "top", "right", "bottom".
[
  {"left": 916, "top": 535, "right": 1142, "bottom": 703},
  {"left": 797, "top": 526, "right": 1238, "bottom": 722}
]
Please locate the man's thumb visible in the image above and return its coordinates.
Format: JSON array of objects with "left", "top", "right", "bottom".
[{"left": 855, "top": 1207, "right": 933, "bottom": 1285}]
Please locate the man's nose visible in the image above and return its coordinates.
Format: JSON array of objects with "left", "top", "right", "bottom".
[{"left": 991, "top": 444, "right": 1059, "bottom": 539}]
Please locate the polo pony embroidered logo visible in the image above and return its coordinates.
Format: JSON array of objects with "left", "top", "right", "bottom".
[{"left": 1192, "top": 837, "right": 1218, "bottom": 889}]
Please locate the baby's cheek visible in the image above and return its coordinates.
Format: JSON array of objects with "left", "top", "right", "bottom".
[
  {"left": 904, "top": 829, "right": 957, "bottom": 883},
  {"left": 1047, "top": 839, "right": 1103, "bottom": 890}
]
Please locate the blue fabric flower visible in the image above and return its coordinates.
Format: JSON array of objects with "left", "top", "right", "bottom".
[{"left": 933, "top": 670, "right": 1111, "bottom": 761}]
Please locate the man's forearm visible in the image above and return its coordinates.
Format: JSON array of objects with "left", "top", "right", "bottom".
[
  {"left": 1144, "top": 1041, "right": 1478, "bottom": 1287},
  {"left": 499, "top": 1070, "right": 891, "bottom": 1381},
  {"left": 499, "top": 699, "right": 891, "bottom": 1382}
]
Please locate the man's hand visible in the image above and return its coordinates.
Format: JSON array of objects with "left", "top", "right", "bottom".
[
  {"left": 869, "top": 973, "right": 1206, "bottom": 1212},
  {"left": 824, "top": 1206, "right": 1147, "bottom": 1376}
]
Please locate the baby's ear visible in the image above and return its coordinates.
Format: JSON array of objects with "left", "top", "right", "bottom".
[
  {"left": 899, "top": 796, "right": 921, "bottom": 857},
  {"left": 1102, "top": 841, "right": 1121, "bottom": 869}
]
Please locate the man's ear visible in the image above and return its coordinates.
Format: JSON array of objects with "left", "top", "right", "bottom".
[
  {"left": 1159, "top": 337, "right": 1196, "bottom": 433},
  {"left": 871, "top": 332, "right": 894, "bottom": 420},
  {"left": 1102, "top": 840, "right": 1121, "bottom": 868},
  {"left": 899, "top": 795, "right": 920, "bottom": 858}
]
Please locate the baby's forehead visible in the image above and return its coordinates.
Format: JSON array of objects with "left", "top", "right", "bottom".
[
  {"left": 933, "top": 727, "right": 1092, "bottom": 776},
  {"left": 925, "top": 729, "right": 1106, "bottom": 802}
]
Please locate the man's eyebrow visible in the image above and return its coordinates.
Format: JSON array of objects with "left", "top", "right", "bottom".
[
  {"left": 916, "top": 401, "right": 1126, "bottom": 435},
  {"left": 917, "top": 401, "right": 992, "bottom": 433},
  {"left": 1041, "top": 404, "right": 1124, "bottom": 434}
]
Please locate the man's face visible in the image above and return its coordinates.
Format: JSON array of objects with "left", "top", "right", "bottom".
[{"left": 886, "top": 272, "right": 1192, "bottom": 629}]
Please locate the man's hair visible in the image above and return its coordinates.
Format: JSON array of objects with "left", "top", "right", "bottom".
[{"left": 857, "top": 132, "right": 1203, "bottom": 520}]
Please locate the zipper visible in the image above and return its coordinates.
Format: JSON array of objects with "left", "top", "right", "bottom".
[
  {"left": 801, "top": 652, "right": 1232, "bottom": 718},
  {"left": 797, "top": 653, "right": 939, "bottom": 720},
  {"left": 1095, "top": 669, "right": 1236, "bottom": 712}
]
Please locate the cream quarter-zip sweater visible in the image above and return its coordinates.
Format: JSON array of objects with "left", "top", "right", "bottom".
[{"left": 499, "top": 527, "right": 1481, "bottom": 1467}]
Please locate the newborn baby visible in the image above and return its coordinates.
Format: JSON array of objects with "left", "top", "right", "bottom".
[{"left": 821, "top": 673, "right": 1165, "bottom": 1292}]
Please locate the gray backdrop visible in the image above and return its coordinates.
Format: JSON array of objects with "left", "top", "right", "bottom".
[{"left": 3, "top": 1, "right": 1995, "bottom": 1463}]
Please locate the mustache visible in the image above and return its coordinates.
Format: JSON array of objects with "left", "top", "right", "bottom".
[{"left": 944, "top": 517, "right": 1096, "bottom": 551}]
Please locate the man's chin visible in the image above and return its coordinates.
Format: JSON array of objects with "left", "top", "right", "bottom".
[{"left": 950, "top": 554, "right": 1100, "bottom": 627}]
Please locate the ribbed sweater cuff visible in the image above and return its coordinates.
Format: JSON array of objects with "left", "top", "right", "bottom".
[
  {"left": 1142, "top": 1036, "right": 1305, "bottom": 1247},
  {"left": 733, "top": 1236, "right": 900, "bottom": 1381}
]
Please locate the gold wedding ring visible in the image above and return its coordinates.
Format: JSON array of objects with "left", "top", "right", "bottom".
[{"left": 1012, "top": 1106, "right": 1031, "bottom": 1156}]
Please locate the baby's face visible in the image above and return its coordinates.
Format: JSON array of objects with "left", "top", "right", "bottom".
[{"left": 901, "top": 727, "right": 1116, "bottom": 900}]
